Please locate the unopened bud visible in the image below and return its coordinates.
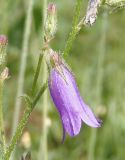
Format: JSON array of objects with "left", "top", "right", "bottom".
[
  {"left": 0, "top": 35, "right": 8, "bottom": 74},
  {"left": 48, "top": 3, "right": 56, "bottom": 14},
  {"left": 84, "top": 0, "right": 101, "bottom": 26},
  {"left": 0, "top": 35, "right": 8, "bottom": 45},
  {"left": 0, "top": 67, "right": 9, "bottom": 80},
  {"left": 44, "top": 3, "right": 57, "bottom": 41}
]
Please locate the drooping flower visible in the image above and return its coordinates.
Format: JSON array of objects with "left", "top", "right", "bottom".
[{"left": 48, "top": 50, "right": 102, "bottom": 140}]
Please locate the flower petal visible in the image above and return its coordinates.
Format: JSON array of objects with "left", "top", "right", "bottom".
[
  {"left": 62, "top": 66, "right": 102, "bottom": 128},
  {"left": 49, "top": 67, "right": 82, "bottom": 136},
  {"left": 61, "top": 110, "right": 82, "bottom": 137},
  {"left": 79, "top": 96, "right": 102, "bottom": 127}
]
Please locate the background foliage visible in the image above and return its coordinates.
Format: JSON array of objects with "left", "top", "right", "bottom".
[{"left": 0, "top": 0, "right": 125, "bottom": 159}]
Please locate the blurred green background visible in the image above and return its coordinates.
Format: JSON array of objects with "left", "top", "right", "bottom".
[{"left": 0, "top": 0, "right": 125, "bottom": 160}]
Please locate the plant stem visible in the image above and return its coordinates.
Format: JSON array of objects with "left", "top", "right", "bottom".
[
  {"left": 88, "top": 12, "right": 108, "bottom": 160},
  {"left": 33, "top": 82, "right": 48, "bottom": 107},
  {"left": 3, "top": 82, "right": 47, "bottom": 160},
  {"left": 38, "top": 0, "right": 48, "bottom": 159},
  {"left": 63, "top": 0, "right": 83, "bottom": 57},
  {"left": 12, "top": 0, "right": 34, "bottom": 136},
  {"left": 38, "top": 58, "right": 48, "bottom": 160},
  {"left": 0, "top": 79, "right": 6, "bottom": 154},
  {"left": 31, "top": 53, "right": 43, "bottom": 97}
]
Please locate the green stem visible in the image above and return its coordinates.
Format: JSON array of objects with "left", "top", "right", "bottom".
[
  {"left": 88, "top": 12, "right": 108, "bottom": 160},
  {"left": 38, "top": 0, "right": 48, "bottom": 159},
  {"left": 3, "top": 82, "right": 47, "bottom": 160},
  {"left": 38, "top": 59, "right": 48, "bottom": 160},
  {"left": 31, "top": 53, "right": 43, "bottom": 97},
  {"left": 0, "top": 79, "right": 6, "bottom": 154},
  {"left": 33, "top": 82, "right": 48, "bottom": 107},
  {"left": 12, "top": 0, "right": 34, "bottom": 136},
  {"left": 63, "top": 0, "right": 83, "bottom": 57}
]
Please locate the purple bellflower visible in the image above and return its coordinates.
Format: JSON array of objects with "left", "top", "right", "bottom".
[{"left": 48, "top": 51, "right": 102, "bottom": 140}]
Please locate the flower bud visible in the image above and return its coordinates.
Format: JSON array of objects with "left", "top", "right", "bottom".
[
  {"left": 44, "top": 3, "right": 57, "bottom": 41},
  {"left": 0, "top": 35, "right": 8, "bottom": 45},
  {"left": 48, "top": 3, "right": 56, "bottom": 14},
  {"left": 0, "top": 35, "right": 8, "bottom": 74},
  {"left": 84, "top": 0, "right": 101, "bottom": 26}
]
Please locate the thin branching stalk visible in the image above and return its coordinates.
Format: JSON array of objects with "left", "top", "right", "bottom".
[
  {"left": 12, "top": 0, "right": 34, "bottom": 136},
  {"left": 0, "top": 79, "right": 6, "bottom": 154},
  {"left": 88, "top": 12, "right": 108, "bottom": 160},
  {"left": 38, "top": 0, "right": 48, "bottom": 160},
  {"left": 3, "top": 82, "right": 47, "bottom": 160},
  {"left": 63, "top": 0, "right": 83, "bottom": 57}
]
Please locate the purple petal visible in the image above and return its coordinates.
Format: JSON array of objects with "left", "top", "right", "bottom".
[
  {"left": 49, "top": 67, "right": 82, "bottom": 136},
  {"left": 79, "top": 97, "right": 102, "bottom": 127},
  {"left": 64, "top": 67, "right": 102, "bottom": 127}
]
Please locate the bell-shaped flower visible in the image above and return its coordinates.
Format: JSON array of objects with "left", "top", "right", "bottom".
[{"left": 48, "top": 51, "right": 102, "bottom": 140}]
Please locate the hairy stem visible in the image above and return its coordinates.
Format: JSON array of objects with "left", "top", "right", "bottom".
[
  {"left": 38, "top": 0, "right": 48, "bottom": 160},
  {"left": 12, "top": 0, "right": 34, "bottom": 136},
  {"left": 3, "top": 82, "right": 47, "bottom": 160},
  {"left": 63, "top": 0, "right": 83, "bottom": 57},
  {"left": 38, "top": 59, "right": 48, "bottom": 160},
  {"left": 31, "top": 53, "right": 43, "bottom": 97}
]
